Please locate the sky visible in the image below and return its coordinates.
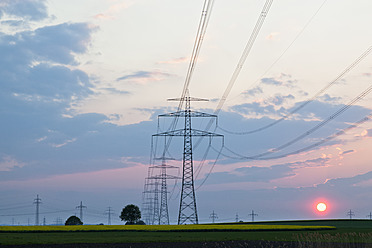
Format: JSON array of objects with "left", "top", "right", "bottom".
[{"left": 1, "top": 0, "right": 372, "bottom": 225}]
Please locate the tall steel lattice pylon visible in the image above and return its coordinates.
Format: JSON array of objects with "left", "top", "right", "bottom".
[
  {"left": 178, "top": 96, "right": 198, "bottom": 224},
  {"left": 143, "top": 96, "right": 223, "bottom": 225},
  {"left": 157, "top": 96, "right": 223, "bottom": 224}
]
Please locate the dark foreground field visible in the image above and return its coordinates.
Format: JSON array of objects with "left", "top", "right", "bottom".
[{"left": 1, "top": 220, "right": 372, "bottom": 248}]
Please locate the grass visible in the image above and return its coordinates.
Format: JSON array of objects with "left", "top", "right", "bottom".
[{"left": 0, "top": 219, "right": 370, "bottom": 245}]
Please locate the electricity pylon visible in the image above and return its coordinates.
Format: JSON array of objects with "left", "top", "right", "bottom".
[
  {"left": 347, "top": 209, "right": 355, "bottom": 219},
  {"left": 248, "top": 210, "right": 258, "bottom": 222},
  {"left": 146, "top": 157, "right": 179, "bottom": 225},
  {"left": 154, "top": 96, "right": 223, "bottom": 225},
  {"left": 209, "top": 210, "right": 218, "bottom": 223},
  {"left": 33, "top": 195, "right": 41, "bottom": 226},
  {"left": 105, "top": 207, "right": 114, "bottom": 225},
  {"left": 76, "top": 201, "right": 87, "bottom": 222}
]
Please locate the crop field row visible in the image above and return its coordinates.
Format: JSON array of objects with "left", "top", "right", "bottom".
[
  {"left": 0, "top": 223, "right": 335, "bottom": 232},
  {"left": 0, "top": 220, "right": 371, "bottom": 246}
]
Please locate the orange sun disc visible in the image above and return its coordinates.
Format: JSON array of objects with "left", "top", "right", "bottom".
[{"left": 316, "top": 202, "right": 327, "bottom": 212}]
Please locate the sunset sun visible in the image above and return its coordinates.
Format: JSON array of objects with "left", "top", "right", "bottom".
[{"left": 316, "top": 202, "right": 327, "bottom": 212}]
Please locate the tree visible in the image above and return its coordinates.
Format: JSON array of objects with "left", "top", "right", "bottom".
[
  {"left": 65, "top": 216, "right": 83, "bottom": 225},
  {"left": 120, "top": 204, "right": 141, "bottom": 224}
]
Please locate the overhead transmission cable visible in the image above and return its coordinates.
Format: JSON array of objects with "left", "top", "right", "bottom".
[
  {"left": 219, "top": 83, "right": 372, "bottom": 160},
  {"left": 192, "top": 0, "right": 274, "bottom": 177},
  {"left": 218, "top": 45, "right": 372, "bottom": 135},
  {"left": 215, "top": 111, "right": 372, "bottom": 161},
  {"left": 226, "top": 0, "right": 328, "bottom": 105},
  {"left": 213, "top": 0, "right": 274, "bottom": 118},
  {"left": 162, "top": 0, "right": 215, "bottom": 156}
]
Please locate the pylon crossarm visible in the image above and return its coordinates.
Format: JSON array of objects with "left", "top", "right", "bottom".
[{"left": 154, "top": 129, "right": 223, "bottom": 137}]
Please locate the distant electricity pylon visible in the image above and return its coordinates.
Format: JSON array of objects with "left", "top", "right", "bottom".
[
  {"left": 235, "top": 213, "right": 239, "bottom": 222},
  {"left": 367, "top": 212, "right": 372, "bottom": 220},
  {"left": 347, "top": 209, "right": 355, "bottom": 219},
  {"left": 143, "top": 156, "right": 179, "bottom": 225},
  {"left": 76, "top": 201, "right": 87, "bottom": 222},
  {"left": 248, "top": 210, "right": 258, "bottom": 222},
  {"left": 209, "top": 210, "right": 218, "bottom": 223},
  {"left": 105, "top": 207, "right": 114, "bottom": 225},
  {"left": 33, "top": 195, "right": 41, "bottom": 226}
]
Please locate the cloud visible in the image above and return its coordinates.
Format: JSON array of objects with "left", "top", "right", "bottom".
[
  {"left": 202, "top": 157, "right": 330, "bottom": 185},
  {"left": 0, "top": 23, "right": 96, "bottom": 102},
  {"left": 0, "top": 155, "right": 25, "bottom": 172},
  {"left": 267, "top": 94, "right": 295, "bottom": 106},
  {"left": 260, "top": 73, "right": 297, "bottom": 88},
  {"left": 201, "top": 164, "right": 295, "bottom": 185},
  {"left": 340, "top": 149, "right": 354, "bottom": 155},
  {"left": 0, "top": 0, "right": 48, "bottom": 21},
  {"left": 321, "top": 171, "right": 372, "bottom": 189},
  {"left": 243, "top": 86, "right": 263, "bottom": 97},
  {"left": 116, "top": 71, "right": 173, "bottom": 84},
  {"left": 319, "top": 94, "right": 341, "bottom": 103}
]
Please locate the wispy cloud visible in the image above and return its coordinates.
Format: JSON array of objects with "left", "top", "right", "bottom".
[
  {"left": 51, "top": 138, "right": 77, "bottom": 148},
  {"left": 116, "top": 71, "right": 173, "bottom": 84},
  {"left": 0, "top": 155, "right": 25, "bottom": 172},
  {"left": 261, "top": 73, "right": 297, "bottom": 88}
]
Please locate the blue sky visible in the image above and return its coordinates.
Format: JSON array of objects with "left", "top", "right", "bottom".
[{"left": 1, "top": 0, "right": 372, "bottom": 225}]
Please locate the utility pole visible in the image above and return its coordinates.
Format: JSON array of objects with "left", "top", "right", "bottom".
[
  {"left": 43, "top": 217, "right": 46, "bottom": 226},
  {"left": 33, "top": 195, "right": 41, "bottom": 225},
  {"left": 209, "top": 210, "right": 218, "bottom": 223},
  {"left": 248, "top": 210, "right": 258, "bottom": 222},
  {"left": 235, "top": 213, "right": 239, "bottom": 222},
  {"left": 105, "top": 207, "right": 114, "bottom": 225},
  {"left": 347, "top": 209, "right": 355, "bottom": 219},
  {"left": 367, "top": 212, "right": 372, "bottom": 220},
  {"left": 76, "top": 201, "right": 87, "bottom": 222}
]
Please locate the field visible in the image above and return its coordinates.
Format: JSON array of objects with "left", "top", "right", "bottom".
[{"left": 0, "top": 219, "right": 371, "bottom": 247}]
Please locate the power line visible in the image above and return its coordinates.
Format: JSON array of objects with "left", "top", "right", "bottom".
[
  {"left": 218, "top": 44, "right": 372, "bottom": 135},
  {"left": 217, "top": 83, "right": 372, "bottom": 160},
  {"left": 212, "top": 0, "right": 274, "bottom": 117},
  {"left": 212, "top": 111, "right": 372, "bottom": 161},
  {"left": 193, "top": 0, "right": 274, "bottom": 182}
]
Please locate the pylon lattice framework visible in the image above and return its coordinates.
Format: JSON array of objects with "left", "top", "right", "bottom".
[{"left": 153, "top": 96, "right": 223, "bottom": 225}]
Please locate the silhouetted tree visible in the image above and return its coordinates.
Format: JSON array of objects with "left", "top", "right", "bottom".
[
  {"left": 65, "top": 216, "right": 83, "bottom": 225},
  {"left": 120, "top": 204, "right": 141, "bottom": 224}
]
